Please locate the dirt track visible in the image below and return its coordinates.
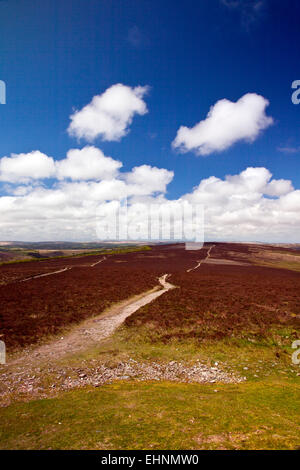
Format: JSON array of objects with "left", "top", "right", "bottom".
[
  {"left": 20, "top": 266, "right": 72, "bottom": 282},
  {"left": 0, "top": 274, "right": 179, "bottom": 405},
  {"left": 0, "top": 272, "right": 243, "bottom": 406},
  {"left": 20, "top": 256, "right": 107, "bottom": 282},
  {"left": 90, "top": 256, "right": 106, "bottom": 267},
  {"left": 186, "top": 245, "right": 215, "bottom": 272},
  {"left": 9, "top": 274, "right": 175, "bottom": 367}
]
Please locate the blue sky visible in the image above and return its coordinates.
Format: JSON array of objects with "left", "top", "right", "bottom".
[{"left": 0, "top": 0, "right": 300, "bottom": 241}]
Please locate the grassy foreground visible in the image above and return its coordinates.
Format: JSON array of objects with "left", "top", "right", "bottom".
[
  {"left": 1, "top": 324, "right": 300, "bottom": 450},
  {"left": 1, "top": 316, "right": 299, "bottom": 450},
  {"left": 0, "top": 379, "right": 299, "bottom": 450}
]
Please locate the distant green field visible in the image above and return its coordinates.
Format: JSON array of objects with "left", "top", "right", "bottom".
[{"left": 0, "top": 244, "right": 151, "bottom": 265}]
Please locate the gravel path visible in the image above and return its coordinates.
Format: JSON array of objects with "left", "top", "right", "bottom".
[
  {"left": 9, "top": 274, "right": 174, "bottom": 367},
  {"left": 20, "top": 266, "right": 72, "bottom": 282},
  {"left": 186, "top": 245, "right": 215, "bottom": 272},
  {"left": 19, "top": 255, "right": 107, "bottom": 282},
  {"left": 0, "top": 271, "right": 243, "bottom": 406},
  {"left": 90, "top": 256, "right": 106, "bottom": 267}
]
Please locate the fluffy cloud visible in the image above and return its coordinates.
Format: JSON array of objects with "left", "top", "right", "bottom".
[
  {"left": 184, "top": 167, "right": 291, "bottom": 205},
  {"left": 0, "top": 163, "right": 300, "bottom": 242},
  {"left": 68, "top": 83, "right": 149, "bottom": 142},
  {"left": 182, "top": 167, "right": 298, "bottom": 241},
  {"left": 125, "top": 165, "right": 174, "bottom": 195},
  {"left": 56, "top": 146, "right": 122, "bottom": 181},
  {"left": 0, "top": 149, "right": 175, "bottom": 240},
  {"left": 0, "top": 151, "right": 56, "bottom": 183},
  {"left": 172, "top": 93, "right": 273, "bottom": 156},
  {"left": 0, "top": 147, "right": 122, "bottom": 183},
  {"left": 263, "top": 179, "right": 293, "bottom": 197}
]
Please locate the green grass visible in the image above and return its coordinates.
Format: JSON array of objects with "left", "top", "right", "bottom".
[
  {"left": 254, "top": 259, "right": 300, "bottom": 272},
  {"left": 0, "top": 380, "right": 299, "bottom": 450},
  {"left": 0, "top": 245, "right": 151, "bottom": 266},
  {"left": 1, "top": 306, "right": 299, "bottom": 450},
  {"left": 61, "top": 324, "right": 300, "bottom": 383}
]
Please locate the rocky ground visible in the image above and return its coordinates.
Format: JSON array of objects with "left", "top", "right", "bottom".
[{"left": 0, "top": 358, "right": 244, "bottom": 406}]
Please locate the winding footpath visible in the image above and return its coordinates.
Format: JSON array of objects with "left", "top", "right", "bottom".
[
  {"left": 20, "top": 266, "right": 72, "bottom": 282},
  {"left": 90, "top": 256, "right": 106, "bottom": 267},
  {"left": 20, "top": 256, "right": 107, "bottom": 282},
  {"left": 186, "top": 244, "right": 215, "bottom": 272},
  {"left": 0, "top": 271, "right": 243, "bottom": 407},
  {"left": 9, "top": 274, "right": 175, "bottom": 366}
]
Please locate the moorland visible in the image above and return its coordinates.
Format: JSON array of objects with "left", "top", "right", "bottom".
[{"left": 0, "top": 242, "right": 299, "bottom": 450}]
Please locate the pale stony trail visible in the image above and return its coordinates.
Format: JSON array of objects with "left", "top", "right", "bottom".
[
  {"left": 90, "top": 256, "right": 106, "bottom": 267},
  {"left": 19, "top": 254, "right": 107, "bottom": 282},
  {"left": 0, "top": 274, "right": 179, "bottom": 405},
  {"left": 186, "top": 244, "right": 215, "bottom": 272},
  {"left": 8, "top": 274, "right": 175, "bottom": 367},
  {"left": 20, "top": 266, "right": 72, "bottom": 282},
  {"left": 0, "top": 272, "right": 243, "bottom": 406}
]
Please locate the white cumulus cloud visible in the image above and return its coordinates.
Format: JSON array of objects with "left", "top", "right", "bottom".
[
  {"left": 125, "top": 164, "right": 174, "bottom": 195},
  {"left": 56, "top": 146, "right": 122, "bottom": 181},
  {"left": 68, "top": 83, "right": 149, "bottom": 142},
  {"left": 0, "top": 147, "right": 123, "bottom": 184},
  {"left": 0, "top": 151, "right": 56, "bottom": 183},
  {"left": 182, "top": 167, "right": 298, "bottom": 241},
  {"left": 0, "top": 162, "right": 300, "bottom": 243},
  {"left": 172, "top": 93, "right": 273, "bottom": 156},
  {"left": 263, "top": 178, "right": 293, "bottom": 197}
]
